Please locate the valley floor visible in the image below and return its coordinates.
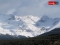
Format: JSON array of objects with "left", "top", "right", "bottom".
[{"left": 0, "top": 34, "right": 60, "bottom": 45}]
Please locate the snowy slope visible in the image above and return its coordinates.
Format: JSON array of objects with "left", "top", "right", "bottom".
[
  {"left": 0, "top": 14, "right": 40, "bottom": 37},
  {"left": 0, "top": 14, "right": 60, "bottom": 38},
  {"left": 36, "top": 15, "right": 60, "bottom": 31}
]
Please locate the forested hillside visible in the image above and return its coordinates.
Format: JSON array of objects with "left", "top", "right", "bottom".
[{"left": 0, "top": 28, "right": 60, "bottom": 45}]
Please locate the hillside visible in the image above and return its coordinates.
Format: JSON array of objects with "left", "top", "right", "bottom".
[
  {"left": 0, "top": 28, "right": 60, "bottom": 45},
  {"left": 39, "top": 28, "right": 60, "bottom": 36}
]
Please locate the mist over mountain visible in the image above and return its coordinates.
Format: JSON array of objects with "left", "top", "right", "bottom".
[{"left": 0, "top": 14, "right": 60, "bottom": 39}]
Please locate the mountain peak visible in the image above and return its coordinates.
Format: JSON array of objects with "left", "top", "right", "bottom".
[
  {"left": 39, "top": 15, "right": 49, "bottom": 22},
  {"left": 41, "top": 15, "right": 49, "bottom": 19}
]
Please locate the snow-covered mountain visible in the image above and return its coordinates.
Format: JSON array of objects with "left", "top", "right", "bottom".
[
  {"left": 0, "top": 14, "right": 60, "bottom": 38},
  {"left": 36, "top": 15, "right": 60, "bottom": 31}
]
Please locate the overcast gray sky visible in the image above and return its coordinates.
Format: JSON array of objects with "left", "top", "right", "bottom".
[{"left": 0, "top": 0, "right": 60, "bottom": 18}]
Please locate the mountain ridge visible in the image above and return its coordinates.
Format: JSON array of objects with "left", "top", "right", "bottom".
[{"left": 0, "top": 14, "right": 60, "bottom": 38}]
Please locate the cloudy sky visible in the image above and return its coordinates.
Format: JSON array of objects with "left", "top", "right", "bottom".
[{"left": 0, "top": 0, "right": 60, "bottom": 18}]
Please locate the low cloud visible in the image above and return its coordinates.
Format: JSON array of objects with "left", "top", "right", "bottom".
[
  {"left": 7, "top": 9, "right": 16, "bottom": 15},
  {"left": 0, "top": 0, "right": 60, "bottom": 18}
]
